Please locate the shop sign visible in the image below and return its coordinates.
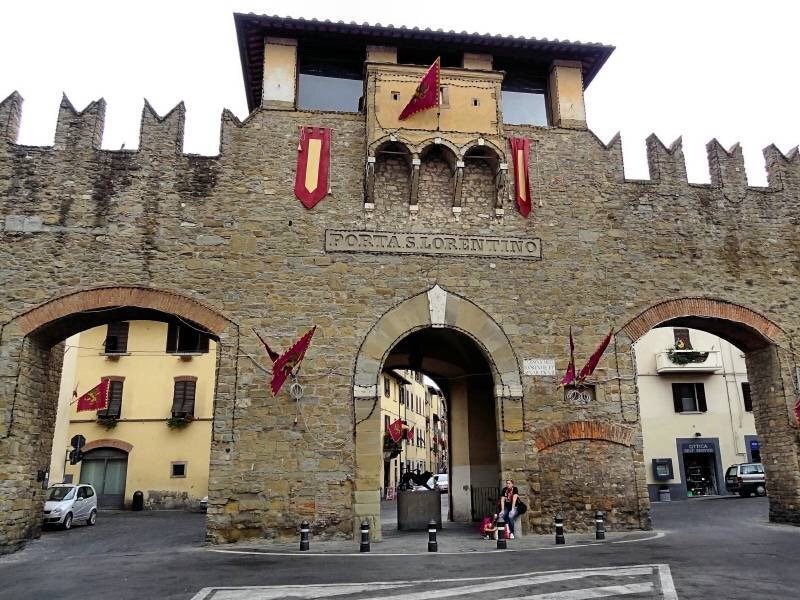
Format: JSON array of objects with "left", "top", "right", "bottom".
[{"left": 684, "top": 442, "right": 714, "bottom": 454}]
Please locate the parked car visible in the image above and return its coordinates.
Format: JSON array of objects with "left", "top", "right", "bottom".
[
  {"left": 725, "top": 463, "right": 767, "bottom": 497},
  {"left": 434, "top": 473, "right": 448, "bottom": 493},
  {"left": 43, "top": 484, "right": 98, "bottom": 529}
]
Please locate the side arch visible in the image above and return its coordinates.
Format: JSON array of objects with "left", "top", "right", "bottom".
[
  {"left": 353, "top": 284, "right": 522, "bottom": 400},
  {"left": 82, "top": 438, "right": 133, "bottom": 453},
  {"left": 534, "top": 421, "right": 635, "bottom": 451}
]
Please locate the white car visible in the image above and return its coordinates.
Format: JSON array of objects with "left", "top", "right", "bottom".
[
  {"left": 43, "top": 484, "right": 98, "bottom": 529},
  {"left": 434, "top": 473, "right": 449, "bottom": 493}
]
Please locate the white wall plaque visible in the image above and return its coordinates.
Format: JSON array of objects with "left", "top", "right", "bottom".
[{"left": 523, "top": 358, "right": 556, "bottom": 376}]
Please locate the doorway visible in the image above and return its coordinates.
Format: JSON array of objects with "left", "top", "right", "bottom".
[{"left": 80, "top": 448, "right": 129, "bottom": 508}]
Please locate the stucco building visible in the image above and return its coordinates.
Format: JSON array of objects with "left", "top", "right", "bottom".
[
  {"left": 49, "top": 320, "right": 216, "bottom": 509},
  {"left": 2, "top": 14, "right": 800, "bottom": 554},
  {"left": 635, "top": 327, "right": 757, "bottom": 501}
]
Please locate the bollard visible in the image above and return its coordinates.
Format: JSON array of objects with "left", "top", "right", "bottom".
[
  {"left": 300, "top": 520, "right": 310, "bottom": 551},
  {"left": 496, "top": 514, "right": 507, "bottom": 550},
  {"left": 360, "top": 519, "right": 371, "bottom": 553},
  {"left": 427, "top": 519, "right": 438, "bottom": 552},
  {"left": 595, "top": 511, "right": 605, "bottom": 541},
  {"left": 555, "top": 512, "right": 565, "bottom": 545}
]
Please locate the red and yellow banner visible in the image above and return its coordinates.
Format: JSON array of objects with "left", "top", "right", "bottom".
[
  {"left": 399, "top": 58, "right": 440, "bottom": 120},
  {"left": 508, "top": 137, "right": 533, "bottom": 218},
  {"left": 294, "top": 127, "right": 331, "bottom": 209},
  {"left": 76, "top": 379, "right": 110, "bottom": 412}
]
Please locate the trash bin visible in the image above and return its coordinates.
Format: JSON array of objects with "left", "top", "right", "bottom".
[
  {"left": 658, "top": 486, "right": 671, "bottom": 502},
  {"left": 132, "top": 490, "right": 144, "bottom": 511}
]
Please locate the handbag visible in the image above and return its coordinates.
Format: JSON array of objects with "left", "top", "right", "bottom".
[{"left": 516, "top": 500, "right": 527, "bottom": 515}]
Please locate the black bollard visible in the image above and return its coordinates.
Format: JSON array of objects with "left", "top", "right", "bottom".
[
  {"left": 496, "top": 514, "right": 507, "bottom": 550},
  {"left": 555, "top": 512, "right": 565, "bottom": 545},
  {"left": 427, "top": 519, "right": 438, "bottom": 552},
  {"left": 595, "top": 511, "right": 605, "bottom": 541},
  {"left": 360, "top": 519, "right": 370, "bottom": 553},
  {"left": 300, "top": 520, "right": 310, "bottom": 551}
]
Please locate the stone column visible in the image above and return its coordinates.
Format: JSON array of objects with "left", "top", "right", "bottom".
[
  {"left": 452, "top": 161, "right": 465, "bottom": 215},
  {"left": 449, "top": 381, "right": 471, "bottom": 521},
  {"left": 409, "top": 158, "right": 421, "bottom": 214},
  {"left": 353, "top": 389, "right": 382, "bottom": 540}
]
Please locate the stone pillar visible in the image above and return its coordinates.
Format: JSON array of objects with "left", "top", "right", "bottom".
[
  {"left": 409, "top": 158, "right": 421, "bottom": 213},
  {"left": 548, "top": 60, "right": 587, "bottom": 130},
  {"left": 364, "top": 157, "right": 376, "bottom": 208},
  {"left": 353, "top": 390, "right": 382, "bottom": 540},
  {"left": 262, "top": 37, "right": 298, "bottom": 110},
  {"left": 449, "top": 381, "right": 472, "bottom": 521},
  {"left": 452, "top": 161, "right": 465, "bottom": 212},
  {"left": 746, "top": 345, "right": 800, "bottom": 525}
]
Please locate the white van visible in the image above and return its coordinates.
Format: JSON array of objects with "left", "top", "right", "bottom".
[{"left": 43, "top": 484, "right": 98, "bottom": 529}]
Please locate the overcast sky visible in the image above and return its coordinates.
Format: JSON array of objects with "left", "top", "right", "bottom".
[{"left": 2, "top": 1, "right": 797, "bottom": 185}]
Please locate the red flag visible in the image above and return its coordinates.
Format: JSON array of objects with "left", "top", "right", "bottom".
[
  {"left": 406, "top": 426, "right": 415, "bottom": 442},
  {"left": 560, "top": 327, "right": 576, "bottom": 386},
  {"left": 398, "top": 58, "right": 440, "bottom": 120},
  {"left": 294, "top": 127, "right": 331, "bottom": 209},
  {"left": 253, "top": 329, "right": 280, "bottom": 363},
  {"left": 577, "top": 328, "right": 614, "bottom": 383},
  {"left": 76, "top": 379, "right": 110, "bottom": 412},
  {"left": 509, "top": 137, "right": 533, "bottom": 217},
  {"left": 388, "top": 419, "right": 405, "bottom": 443},
  {"left": 271, "top": 326, "right": 316, "bottom": 396}
]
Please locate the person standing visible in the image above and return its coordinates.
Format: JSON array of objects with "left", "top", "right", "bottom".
[{"left": 499, "top": 479, "right": 520, "bottom": 539}]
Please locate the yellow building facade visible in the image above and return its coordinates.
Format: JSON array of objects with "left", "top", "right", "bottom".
[
  {"left": 379, "top": 370, "right": 447, "bottom": 493},
  {"left": 49, "top": 320, "right": 216, "bottom": 509}
]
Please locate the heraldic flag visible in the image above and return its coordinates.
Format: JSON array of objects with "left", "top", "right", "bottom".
[
  {"left": 577, "top": 328, "right": 614, "bottom": 383},
  {"left": 271, "top": 326, "right": 317, "bottom": 396},
  {"left": 387, "top": 419, "right": 407, "bottom": 443},
  {"left": 294, "top": 127, "right": 331, "bottom": 209},
  {"left": 560, "top": 326, "right": 577, "bottom": 386},
  {"left": 398, "top": 58, "right": 440, "bottom": 120},
  {"left": 76, "top": 378, "right": 110, "bottom": 412},
  {"left": 509, "top": 137, "right": 533, "bottom": 217}
]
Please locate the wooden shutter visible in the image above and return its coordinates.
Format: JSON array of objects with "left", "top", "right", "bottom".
[
  {"left": 105, "top": 322, "right": 129, "bottom": 353},
  {"left": 741, "top": 382, "right": 753, "bottom": 412},
  {"left": 172, "top": 380, "right": 197, "bottom": 416},
  {"left": 696, "top": 383, "right": 707, "bottom": 412},
  {"left": 166, "top": 323, "right": 178, "bottom": 353},
  {"left": 99, "top": 380, "right": 123, "bottom": 419},
  {"left": 671, "top": 383, "right": 684, "bottom": 413}
]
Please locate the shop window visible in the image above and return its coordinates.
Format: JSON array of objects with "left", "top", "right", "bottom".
[
  {"left": 97, "top": 379, "right": 124, "bottom": 420},
  {"left": 672, "top": 382, "right": 707, "bottom": 413},
  {"left": 741, "top": 382, "right": 753, "bottom": 412},
  {"left": 104, "top": 322, "right": 129, "bottom": 354},
  {"left": 172, "top": 379, "right": 197, "bottom": 418},
  {"left": 166, "top": 323, "right": 210, "bottom": 354},
  {"left": 171, "top": 462, "right": 187, "bottom": 478}
]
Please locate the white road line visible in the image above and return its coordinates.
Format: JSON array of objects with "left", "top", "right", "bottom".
[
  {"left": 190, "top": 582, "right": 414, "bottom": 600},
  {"left": 656, "top": 564, "right": 679, "bottom": 600},
  {"left": 356, "top": 567, "right": 654, "bottom": 600},
  {"left": 505, "top": 583, "right": 654, "bottom": 599}
]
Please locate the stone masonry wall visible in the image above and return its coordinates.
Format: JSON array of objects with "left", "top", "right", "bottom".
[{"left": 1, "top": 91, "right": 800, "bottom": 550}]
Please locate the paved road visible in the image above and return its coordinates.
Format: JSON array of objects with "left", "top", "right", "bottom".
[{"left": 1, "top": 497, "right": 798, "bottom": 599}]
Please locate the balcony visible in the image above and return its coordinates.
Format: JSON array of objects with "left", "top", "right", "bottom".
[{"left": 655, "top": 349, "right": 722, "bottom": 373}]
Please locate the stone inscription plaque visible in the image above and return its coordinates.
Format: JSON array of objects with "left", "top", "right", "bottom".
[
  {"left": 523, "top": 358, "right": 556, "bottom": 376},
  {"left": 325, "top": 230, "right": 541, "bottom": 260}
]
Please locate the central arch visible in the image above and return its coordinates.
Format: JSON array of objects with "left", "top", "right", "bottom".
[{"left": 352, "top": 285, "right": 522, "bottom": 538}]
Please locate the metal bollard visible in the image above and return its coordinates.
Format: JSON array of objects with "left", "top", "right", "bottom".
[
  {"left": 555, "top": 512, "right": 565, "bottom": 545},
  {"left": 427, "top": 519, "right": 438, "bottom": 552},
  {"left": 360, "top": 519, "right": 370, "bottom": 553},
  {"left": 300, "top": 520, "right": 310, "bottom": 551},
  {"left": 595, "top": 511, "right": 605, "bottom": 541},
  {"left": 496, "top": 514, "right": 507, "bottom": 550}
]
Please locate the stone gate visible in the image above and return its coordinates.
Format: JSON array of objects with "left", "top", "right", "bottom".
[{"left": 1, "top": 14, "right": 799, "bottom": 553}]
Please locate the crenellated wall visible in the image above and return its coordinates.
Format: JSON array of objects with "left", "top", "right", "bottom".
[{"left": 1, "top": 90, "right": 800, "bottom": 551}]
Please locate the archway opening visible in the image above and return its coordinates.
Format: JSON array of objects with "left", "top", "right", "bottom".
[
  {"left": 379, "top": 327, "right": 499, "bottom": 531},
  {"left": 0, "top": 287, "right": 233, "bottom": 554}
]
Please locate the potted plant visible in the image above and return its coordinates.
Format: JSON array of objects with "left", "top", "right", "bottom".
[
  {"left": 666, "top": 340, "right": 709, "bottom": 365},
  {"left": 167, "top": 414, "right": 194, "bottom": 429}
]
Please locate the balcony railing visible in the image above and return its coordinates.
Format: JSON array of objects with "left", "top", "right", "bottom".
[{"left": 655, "top": 349, "right": 722, "bottom": 373}]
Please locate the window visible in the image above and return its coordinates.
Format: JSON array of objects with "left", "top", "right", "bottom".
[
  {"left": 297, "top": 40, "right": 364, "bottom": 112},
  {"left": 97, "top": 379, "right": 123, "bottom": 420},
  {"left": 496, "top": 57, "right": 548, "bottom": 126},
  {"left": 396, "top": 48, "right": 460, "bottom": 68},
  {"left": 104, "top": 322, "right": 129, "bottom": 354},
  {"left": 172, "top": 379, "right": 197, "bottom": 418},
  {"left": 399, "top": 387, "right": 405, "bottom": 406},
  {"left": 384, "top": 415, "right": 390, "bottom": 431},
  {"left": 673, "top": 328, "right": 693, "bottom": 349},
  {"left": 741, "top": 382, "right": 753, "bottom": 412},
  {"left": 384, "top": 377, "right": 391, "bottom": 397},
  {"left": 171, "top": 462, "right": 187, "bottom": 478},
  {"left": 671, "top": 383, "right": 707, "bottom": 413},
  {"left": 166, "top": 323, "right": 210, "bottom": 354}
]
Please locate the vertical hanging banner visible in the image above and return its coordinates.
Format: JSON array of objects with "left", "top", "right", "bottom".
[
  {"left": 508, "top": 137, "right": 533, "bottom": 218},
  {"left": 294, "top": 127, "right": 331, "bottom": 209}
]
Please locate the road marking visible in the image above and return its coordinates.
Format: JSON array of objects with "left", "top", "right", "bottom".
[{"left": 191, "top": 563, "right": 678, "bottom": 599}]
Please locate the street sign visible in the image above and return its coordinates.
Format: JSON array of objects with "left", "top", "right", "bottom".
[{"left": 70, "top": 434, "right": 86, "bottom": 450}]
